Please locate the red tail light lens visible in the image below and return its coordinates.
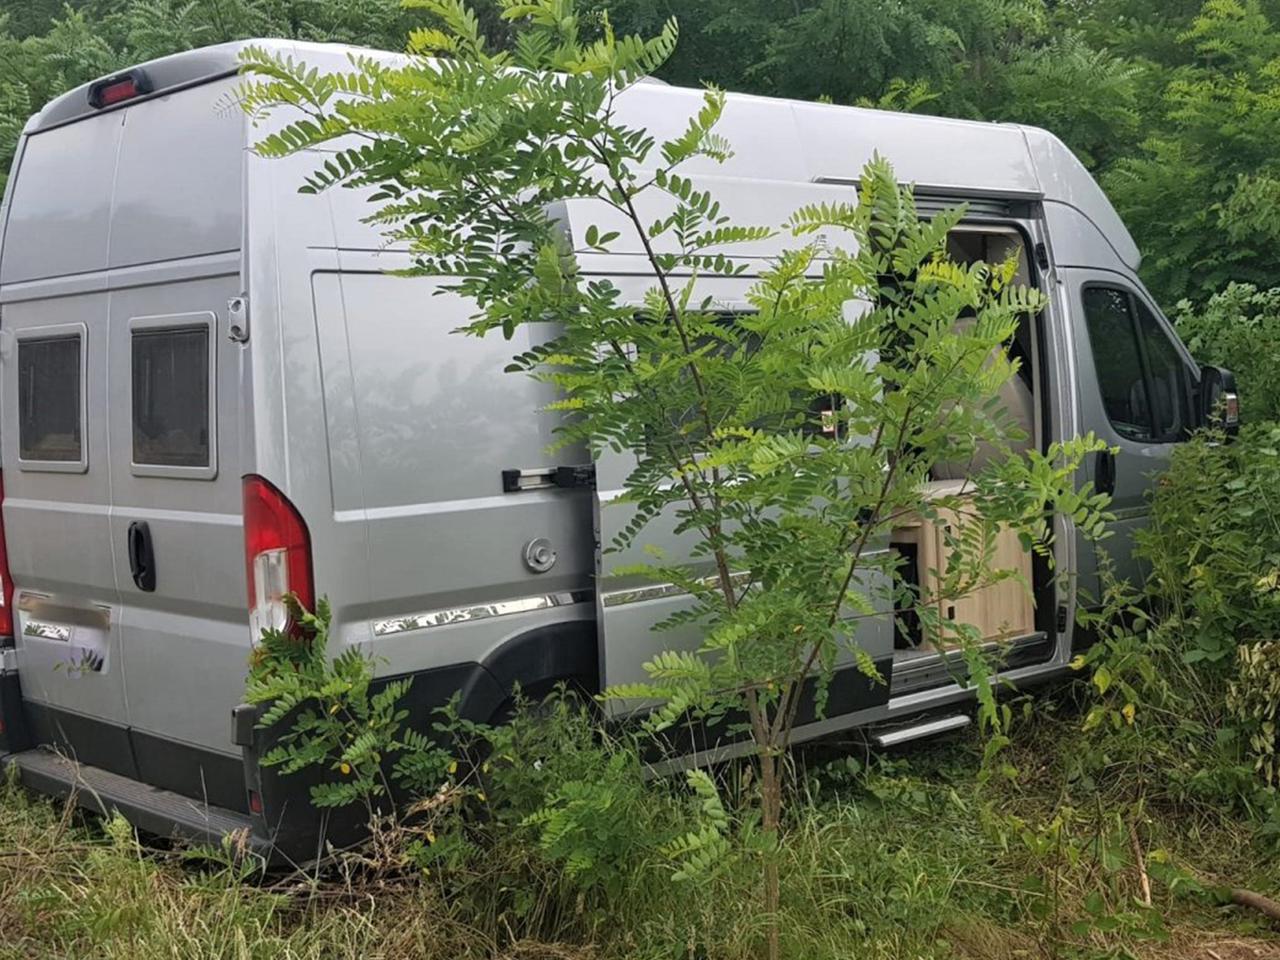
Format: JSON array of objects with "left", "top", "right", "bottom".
[
  {"left": 88, "top": 69, "right": 152, "bottom": 109},
  {"left": 0, "top": 473, "right": 13, "bottom": 638},
  {"left": 96, "top": 79, "right": 138, "bottom": 106},
  {"left": 242, "top": 475, "right": 313, "bottom": 639}
]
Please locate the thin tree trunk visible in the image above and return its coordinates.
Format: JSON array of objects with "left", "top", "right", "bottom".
[{"left": 759, "top": 747, "right": 782, "bottom": 960}]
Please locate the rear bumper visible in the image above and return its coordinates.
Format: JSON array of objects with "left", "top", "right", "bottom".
[
  {"left": 0, "top": 650, "right": 32, "bottom": 754},
  {"left": 1, "top": 747, "right": 273, "bottom": 858},
  {"left": 0, "top": 659, "right": 503, "bottom": 864}
]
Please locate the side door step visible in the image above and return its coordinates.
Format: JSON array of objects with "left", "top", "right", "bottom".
[
  {"left": 1, "top": 747, "right": 265, "bottom": 856},
  {"left": 871, "top": 714, "right": 970, "bottom": 748}
]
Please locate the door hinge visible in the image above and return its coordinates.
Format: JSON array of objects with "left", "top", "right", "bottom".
[
  {"left": 1056, "top": 604, "right": 1069, "bottom": 635},
  {"left": 1034, "top": 241, "right": 1051, "bottom": 271},
  {"left": 227, "top": 294, "right": 249, "bottom": 343},
  {"left": 502, "top": 464, "right": 596, "bottom": 493}
]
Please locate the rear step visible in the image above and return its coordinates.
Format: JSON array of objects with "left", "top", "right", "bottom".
[
  {"left": 871, "top": 714, "right": 970, "bottom": 748},
  {"left": 1, "top": 748, "right": 265, "bottom": 856}
]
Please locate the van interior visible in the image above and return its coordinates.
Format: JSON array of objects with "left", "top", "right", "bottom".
[{"left": 888, "top": 226, "right": 1055, "bottom": 695}]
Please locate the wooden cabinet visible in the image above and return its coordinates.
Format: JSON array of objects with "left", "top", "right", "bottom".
[{"left": 890, "top": 483, "right": 1035, "bottom": 648}]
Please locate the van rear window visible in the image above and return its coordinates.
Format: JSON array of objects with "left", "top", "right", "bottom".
[
  {"left": 18, "top": 336, "right": 82, "bottom": 463},
  {"left": 132, "top": 326, "right": 210, "bottom": 468}
]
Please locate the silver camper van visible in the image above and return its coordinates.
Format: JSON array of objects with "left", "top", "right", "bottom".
[{"left": 0, "top": 40, "right": 1239, "bottom": 858}]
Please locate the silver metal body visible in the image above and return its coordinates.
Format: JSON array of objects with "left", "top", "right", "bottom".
[{"left": 0, "top": 41, "right": 1202, "bottom": 806}]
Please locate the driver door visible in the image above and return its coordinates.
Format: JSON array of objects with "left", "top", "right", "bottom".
[{"left": 1067, "top": 272, "right": 1199, "bottom": 595}]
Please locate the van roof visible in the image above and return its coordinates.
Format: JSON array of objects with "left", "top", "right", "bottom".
[{"left": 26, "top": 38, "right": 1140, "bottom": 271}]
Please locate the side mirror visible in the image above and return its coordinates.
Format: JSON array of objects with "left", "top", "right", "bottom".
[{"left": 1199, "top": 365, "right": 1240, "bottom": 437}]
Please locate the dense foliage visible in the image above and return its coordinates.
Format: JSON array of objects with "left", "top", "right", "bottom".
[{"left": 4, "top": 0, "right": 1280, "bottom": 310}]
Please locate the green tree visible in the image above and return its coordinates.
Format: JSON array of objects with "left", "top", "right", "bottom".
[
  {"left": 1103, "top": 0, "right": 1280, "bottom": 304},
  {"left": 239, "top": 2, "right": 1107, "bottom": 953},
  {"left": 990, "top": 31, "right": 1142, "bottom": 169}
]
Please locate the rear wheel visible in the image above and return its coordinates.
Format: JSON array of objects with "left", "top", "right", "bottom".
[{"left": 487, "top": 675, "right": 598, "bottom": 727}]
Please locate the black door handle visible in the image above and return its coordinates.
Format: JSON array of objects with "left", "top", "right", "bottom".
[
  {"left": 127, "top": 521, "right": 156, "bottom": 592},
  {"left": 1095, "top": 450, "right": 1116, "bottom": 497}
]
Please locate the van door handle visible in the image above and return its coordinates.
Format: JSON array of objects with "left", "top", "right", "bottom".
[
  {"left": 126, "top": 521, "right": 156, "bottom": 593},
  {"left": 1095, "top": 450, "right": 1116, "bottom": 498}
]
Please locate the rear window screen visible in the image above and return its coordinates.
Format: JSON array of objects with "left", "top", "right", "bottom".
[
  {"left": 132, "top": 327, "right": 210, "bottom": 467},
  {"left": 18, "top": 336, "right": 82, "bottom": 462}
]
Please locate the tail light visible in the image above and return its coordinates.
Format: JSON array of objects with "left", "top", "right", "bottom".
[
  {"left": 242, "top": 475, "right": 313, "bottom": 639},
  {"left": 0, "top": 473, "right": 13, "bottom": 638}
]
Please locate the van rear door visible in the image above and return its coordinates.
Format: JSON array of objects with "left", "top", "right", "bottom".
[
  {"left": 0, "top": 115, "right": 135, "bottom": 776},
  {"left": 100, "top": 81, "right": 250, "bottom": 807}
]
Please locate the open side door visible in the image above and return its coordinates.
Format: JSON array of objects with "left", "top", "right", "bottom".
[{"left": 590, "top": 276, "right": 895, "bottom": 734}]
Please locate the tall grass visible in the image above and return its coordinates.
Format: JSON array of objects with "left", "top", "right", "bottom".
[{"left": 2, "top": 701, "right": 1276, "bottom": 960}]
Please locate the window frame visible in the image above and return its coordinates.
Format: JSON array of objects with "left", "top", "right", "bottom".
[
  {"left": 128, "top": 311, "right": 218, "bottom": 481},
  {"left": 1080, "top": 282, "right": 1196, "bottom": 445},
  {"left": 15, "top": 323, "right": 88, "bottom": 474}
]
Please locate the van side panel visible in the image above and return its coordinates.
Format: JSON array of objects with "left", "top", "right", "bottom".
[{"left": 308, "top": 267, "right": 597, "bottom": 685}]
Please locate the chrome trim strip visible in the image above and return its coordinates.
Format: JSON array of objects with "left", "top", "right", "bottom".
[
  {"left": 373, "top": 590, "right": 591, "bottom": 636},
  {"left": 601, "top": 571, "right": 751, "bottom": 608},
  {"left": 17, "top": 593, "right": 112, "bottom": 631},
  {"left": 602, "top": 582, "right": 686, "bottom": 607},
  {"left": 23, "top": 620, "right": 72, "bottom": 642}
]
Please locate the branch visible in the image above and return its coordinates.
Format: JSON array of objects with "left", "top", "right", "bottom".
[
  {"left": 602, "top": 162, "right": 737, "bottom": 607},
  {"left": 1232, "top": 888, "right": 1280, "bottom": 924}
]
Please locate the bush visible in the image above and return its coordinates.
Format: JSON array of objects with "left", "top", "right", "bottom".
[
  {"left": 1062, "top": 424, "right": 1280, "bottom": 813},
  {"left": 1140, "top": 423, "right": 1280, "bottom": 664},
  {"left": 1174, "top": 283, "right": 1280, "bottom": 423}
]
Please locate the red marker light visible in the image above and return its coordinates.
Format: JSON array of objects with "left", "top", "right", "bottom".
[
  {"left": 88, "top": 70, "right": 151, "bottom": 109},
  {"left": 97, "top": 79, "right": 138, "bottom": 106}
]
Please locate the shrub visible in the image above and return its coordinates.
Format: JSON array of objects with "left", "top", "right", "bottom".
[
  {"left": 244, "top": 598, "right": 454, "bottom": 813},
  {"left": 1140, "top": 423, "right": 1280, "bottom": 665},
  {"left": 1062, "top": 424, "right": 1280, "bottom": 812},
  {"left": 1173, "top": 283, "right": 1280, "bottom": 423}
]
